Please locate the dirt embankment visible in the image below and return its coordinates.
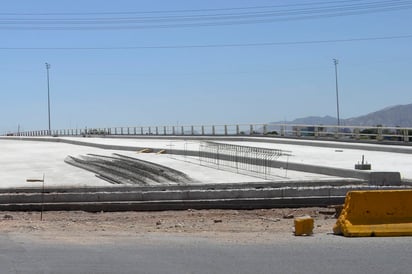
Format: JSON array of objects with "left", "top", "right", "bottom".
[{"left": 0, "top": 208, "right": 338, "bottom": 244}]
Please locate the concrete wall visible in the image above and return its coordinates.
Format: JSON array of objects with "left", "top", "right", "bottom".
[{"left": 0, "top": 185, "right": 409, "bottom": 212}]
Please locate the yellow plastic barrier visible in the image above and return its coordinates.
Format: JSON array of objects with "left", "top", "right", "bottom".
[{"left": 333, "top": 190, "right": 412, "bottom": 237}]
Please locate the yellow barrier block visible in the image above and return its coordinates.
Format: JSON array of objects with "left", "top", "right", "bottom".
[
  {"left": 333, "top": 190, "right": 412, "bottom": 237},
  {"left": 294, "top": 216, "right": 314, "bottom": 236},
  {"left": 137, "top": 148, "right": 153, "bottom": 153}
]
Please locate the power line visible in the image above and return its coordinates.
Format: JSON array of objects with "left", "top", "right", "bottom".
[
  {"left": 0, "top": 34, "right": 411, "bottom": 50},
  {"left": 0, "top": 0, "right": 410, "bottom": 30},
  {"left": 2, "top": 0, "right": 410, "bottom": 21},
  {"left": 0, "top": 0, "right": 392, "bottom": 16}
]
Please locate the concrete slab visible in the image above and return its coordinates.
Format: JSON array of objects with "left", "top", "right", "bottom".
[
  {"left": 56, "top": 136, "right": 412, "bottom": 180},
  {"left": 1, "top": 136, "right": 409, "bottom": 189}
]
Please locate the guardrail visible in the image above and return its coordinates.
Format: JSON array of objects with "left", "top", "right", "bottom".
[{"left": 4, "top": 123, "right": 412, "bottom": 143}]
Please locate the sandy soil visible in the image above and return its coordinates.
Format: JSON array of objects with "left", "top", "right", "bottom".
[{"left": 0, "top": 208, "right": 338, "bottom": 244}]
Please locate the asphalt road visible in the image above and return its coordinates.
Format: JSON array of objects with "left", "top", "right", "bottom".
[{"left": 1, "top": 233, "right": 411, "bottom": 274}]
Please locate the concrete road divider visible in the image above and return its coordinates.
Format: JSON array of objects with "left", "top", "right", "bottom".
[{"left": 333, "top": 190, "right": 412, "bottom": 237}]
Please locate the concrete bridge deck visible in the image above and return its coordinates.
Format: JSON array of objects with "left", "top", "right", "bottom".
[{"left": 0, "top": 136, "right": 410, "bottom": 189}]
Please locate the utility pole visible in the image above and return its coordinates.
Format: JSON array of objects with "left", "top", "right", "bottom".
[
  {"left": 45, "top": 63, "right": 51, "bottom": 134},
  {"left": 333, "top": 59, "right": 340, "bottom": 127}
]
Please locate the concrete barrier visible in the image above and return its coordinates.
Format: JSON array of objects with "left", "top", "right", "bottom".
[{"left": 333, "top": 190, "right": 412, "bottom": 237}]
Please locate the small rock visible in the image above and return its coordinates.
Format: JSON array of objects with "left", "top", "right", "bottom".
[
  {"left": 156, "top": 221, "right": 162, "bottom": 226},
  {"left": 214, "top": 219, "right": 222, "bottom": 223},
  {"left": 3, "top": 214, "right": 13, "bottom": 220},
  {"left": 283, "top": 214, "right": 294, "bottom": 219}
]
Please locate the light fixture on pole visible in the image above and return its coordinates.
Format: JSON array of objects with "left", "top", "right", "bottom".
[
  {"left": 333, "top": 59, "right": 340, "bottom": 127},
  {"left": 45, "top": 63, "right": 51, "bottom": 134}
]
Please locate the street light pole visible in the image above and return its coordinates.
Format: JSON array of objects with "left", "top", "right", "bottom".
[
  {"left": 333, "top": 59, "right": 340, "bottom": 127},
  {"left": 45, "top": 63, "right": 51, "bottom": 134}
]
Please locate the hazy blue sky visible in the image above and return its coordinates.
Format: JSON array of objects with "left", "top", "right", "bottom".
[{"left": 1, "top": 0, "right": 411, "bottom": 133}]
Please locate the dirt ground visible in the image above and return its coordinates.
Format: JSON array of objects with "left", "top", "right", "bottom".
[{"left": 0, "top": 207, "right": 338, "bottom": 244}]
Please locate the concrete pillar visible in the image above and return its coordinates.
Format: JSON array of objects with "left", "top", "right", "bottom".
[
  {"left": 224, "top": 125, "right": 228, "bottom": 136},
  {"left": 296, "top": 127, "right": 301, "bottom": 137},
  {"left": 250, "top": 125, "right": 253, "bottom": 135},
  {"left": 201, "top": 126, "right": 205, "bottom": 135},
  {"left": 236, "top": 125, "right": 240, "bottom": 135},
  {"left": 212, "top": 125, "right": 215, "bottom": 135},
  {"left": 191, "top": 126, "right": 194, "bottom": 135},
  {"left": 172, "top": 126, "right": 175, "bottom": 135},
  {"left": 354, "top": 128, "right": 360, "bottom": 140},
  {"left": 377, "top": 127, "right": 383, "bottom": 141},
  {"left": 163, "top": 126, "right": 167, "bottom": 135},
  {"left": 155, "top": 127, "right": 159, "bottom": 135},
  {"left": 263, "top": 125, "right": 267, "bottom": 135}
]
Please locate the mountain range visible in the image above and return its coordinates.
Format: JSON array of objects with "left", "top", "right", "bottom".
[{"left": 270, "top": 103, "right": 412, "bottom": 127}]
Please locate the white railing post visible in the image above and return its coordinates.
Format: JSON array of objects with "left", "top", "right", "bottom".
[
  {"left": 354, "top": 128, "right": 360, "bottom": 140},
  {"left": 377, "top": 127, "right": 383, "bottom": 141}
]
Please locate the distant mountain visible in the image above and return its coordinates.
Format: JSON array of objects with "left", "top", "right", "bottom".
[
  {"left": 288, "top": 115, "right": 338, "bottom": 125},
  {"left": 344, "top": 104, "right": 412, "bottom": 127},
  {"left": 269, "top": 103, "right": 412, "bottom": 127}
]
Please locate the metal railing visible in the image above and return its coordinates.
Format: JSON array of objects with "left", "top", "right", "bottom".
[{"left": 4, "top": 123, "right": 412, "bottom": 143}]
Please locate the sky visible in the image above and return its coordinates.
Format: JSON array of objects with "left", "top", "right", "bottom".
[{"left": 1, "top": 0, "right": 411, "bottom": 133}]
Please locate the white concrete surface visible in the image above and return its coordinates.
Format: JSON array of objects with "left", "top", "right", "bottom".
[
  {"left": 216, "top": 140, "right": 412, "bottom": 179},
  {"left": 1, "top": 136, "right": 410, "bottom": 189},
  {"left": 0, "top": 139, "right": 277, "bottom": 189},
  {"left": 60, "top": 136, "right": 412, "bottom": 179}
]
